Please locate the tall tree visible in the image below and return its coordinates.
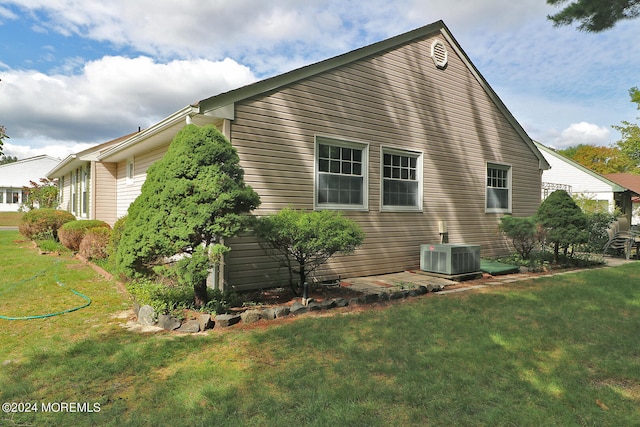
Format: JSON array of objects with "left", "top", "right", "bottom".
[
  {"left": 116, "top": 124, "right": 260, "bottom": 307},
  {"left": 547, "top": 0, "right": 640, "bottom": 32},
  {"left": 613, "top": 87, "right": 640, "bottom": 168},
  {"left": 558, "top": 144, "right": 637, "bottom": 174}
]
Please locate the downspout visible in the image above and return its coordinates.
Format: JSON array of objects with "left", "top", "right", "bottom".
[{"left": 218, "top": 118, "right": 233, "bottom": 291}]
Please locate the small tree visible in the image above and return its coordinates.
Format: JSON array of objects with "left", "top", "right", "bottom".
[
  {"left": 116, "top": 124, "right": 260, "bottom": 307},
  {"left": 537, "top": 190, "right": 589, "bottom": 262},
  {"left": 21, "top": 178, "right": 58, "bottom": 211},
  {"left": 498, "top": 215, "right": 538, "bottom": 259},
  {"left": 254, "top": 208, "right": 365, "bottom": 295}
]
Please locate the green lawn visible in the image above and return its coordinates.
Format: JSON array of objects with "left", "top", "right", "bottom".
[
  {"left": 1, "top": 229, "right": 639, "bottom": 426},
  {"left": 0, "top": 212, "right": 23, "bottom": 227}
]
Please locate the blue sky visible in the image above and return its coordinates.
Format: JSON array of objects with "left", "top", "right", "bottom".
[{"left": 0, "top": 0, "right": 639, "bottom": 159}]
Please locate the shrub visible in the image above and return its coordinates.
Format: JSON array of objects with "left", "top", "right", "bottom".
[
  {"left": 125, "top": 279, "right": 236, "bottom": 316},
  {"left": 253, "top": 208, "right": 365, "bottom": 295},
  {"left": 18, "top": 208, "right": 75, "bottom": 241},
  {"left": 537, "top": 190, "right": 589, "bottom": 262},
  {"left": 497, "top": 215, "right": 538, "bottom": 259},
  {"left": 116, "top": 125, "right": 260, "bottom": 308},
  {"left": 583, "top": 211, "right": 618, "bottom": 253},
  {"left": 58, "top": 220, "right": 111, "bottom": 251},
  {"left": 107, "top": 215, "right": 127, "bottom": 266},
  {"left": 79, "top": 227, "right": 111, "bottom": 260}
]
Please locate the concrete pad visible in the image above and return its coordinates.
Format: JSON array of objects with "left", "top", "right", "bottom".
[{"left": 343, "top": 271, "right": 456, "bottom": 294}]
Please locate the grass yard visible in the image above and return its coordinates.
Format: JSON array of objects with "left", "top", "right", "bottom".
[
  {"left": 0, "top": 212, "right": 23, "bottom": 227},
  {"left": 1, "top": 230, "right": 639, "bottom": 426}
]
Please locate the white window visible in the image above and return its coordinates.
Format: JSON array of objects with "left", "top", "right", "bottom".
[
  {"left": 81, "top": 165, "right": 89, "bottom": 217},
  {"left": 381, "top": 147, "right": 423, "bottom": 211},
  {"left": 315, "top": 136, "right": 368, "bottom": 210},
  {"left": 71, "top": 171, "right": 77, "bottom": 214},
  {"left": 486, "top": 163, "right": 511, "bottom": 213},
  {"left": 5, "top": 190, "right": 18, "bottom": 204},
  {"left": 126, "top": 158, "right": 135, "bottom": 185}
]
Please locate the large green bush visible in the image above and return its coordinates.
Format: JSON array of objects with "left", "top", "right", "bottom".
[
  {"left": 116, "top": 124, "right": 260, "bottom": 307},
  {"left": 537, "top": 190, "right": 589, "bottom": 262},
  {"left": 18, "top": 208, "right": 75, "bottom": 241},
  {"left": 253, "top": 208, "right": 365, "bottom": 294},
  {"left": 58, "top": 220, "right": 111, "bottom": 251}
]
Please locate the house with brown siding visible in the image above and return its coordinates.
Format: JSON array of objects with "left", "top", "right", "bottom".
[{"left": 66, "top": 21, "right": 550, "bottom": 290}]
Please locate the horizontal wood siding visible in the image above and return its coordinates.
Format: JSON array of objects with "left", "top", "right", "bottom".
[
  {"left": 94, "top": 162, "right": 117, "bottom": 226},
  {"left": 225, "top": 33, "right": 541, "bottom": 291},
  {"left": 115, "top": 146, "right": 167, "bottom": 219}
]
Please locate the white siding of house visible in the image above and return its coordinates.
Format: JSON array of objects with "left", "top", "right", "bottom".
[{"left": 539, "top": 148, "right": 616, "bottom": 212}]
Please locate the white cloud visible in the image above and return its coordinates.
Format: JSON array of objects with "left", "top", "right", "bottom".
[
  {"left": 2, "top": 141, "right": 94, "bottom": 159},
  {"left": 550, "top": 122, "right": 612, "bottom": 149},
  {"left": 0, "top": 55, "right": 256, "bottom": 153}
]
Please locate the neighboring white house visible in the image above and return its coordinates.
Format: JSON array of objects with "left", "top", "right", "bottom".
[
  {"left": 534, "top": 141, "right": 627, "bottom": 214},
  {"left": 0, "top": 155, "right": 61, "bottom": 212}
]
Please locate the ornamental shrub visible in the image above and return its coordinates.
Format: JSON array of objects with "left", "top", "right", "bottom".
[
  {"left": 537, "top": 190, "right": 589, "bottom": 262},
  {"left": 58, "top": 220, "right": 111, "bottom": 251},
  {"left": 253, "top": 208, "right": 365, "bottom": 295},
  {"left": 497, "top": 215, "right": 538, "bottom": 259},
  {"left": 79, "top": 227, "right": 111, "bottom": 260},
  {"left": 18, "top": 208, "right": 75, "bottom": 241},
  {"left": 116, "top": 124, "right": 260, "bottom": 307}
]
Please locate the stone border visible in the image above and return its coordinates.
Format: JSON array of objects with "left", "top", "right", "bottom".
[{"left": 132, "top": 284, "right": 447, "bottom": 333}]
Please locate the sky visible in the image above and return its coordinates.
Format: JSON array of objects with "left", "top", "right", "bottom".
[{"left": 0, "top": 0, "right": 639, "bottom": 159}]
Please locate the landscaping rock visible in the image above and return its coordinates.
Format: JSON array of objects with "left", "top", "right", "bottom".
[
  {"left": 389, "top": 291, "right": 405, "bottom": 300},
  {"left": 363, "top": 293, "right": 379, "bottom": 304},
  {"left": 137, "top": 305, "right": 156, "bottom": 326},
  {"left": 241, "top": 309, "right": 263, "bottom": 324},
  {"left": 215, "top": 314, "right": 241, "bottom": 328},
  {"left": 320, "top": 299, "right": 337, "bottom": 310},
  {"left": 308, "top": 302, "right": 322, "bottom": 311},
  {"left": 416, "top": 285, "right": 428, "bottom": 295},
  {"left": 177, "top": 319, "right": 200, "bottom": 333},
  {"left": 273, "top": 306, "right": 290, "bottom": 318},
  {"left": 198, "top": 314, "right": 214, "bottom": 331},
  {"left": 261, "top": 308, "right": 277, "bottom": 320},
  {"left": 427, "top": 284, "right": 444, "bottom": 292},
  {"left": 408, "top": 289, "right": 419, "bottom": 297},
  {"left": 334, "top": 298, "right": 349, "bottom": 307},
  {"left": 290, "top": 301, "right": 308, "bottom": 315},
  {"left": 378, "top": 292, "right": 389, "bottom": 301},
  {"left": 157, "top": 314, "right": 181, "bottom": 331},
  {"left": 349, "top": 297, "right": 360, "bottom": 306}
]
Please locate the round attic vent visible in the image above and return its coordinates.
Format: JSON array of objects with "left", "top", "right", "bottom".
[{"left": 430, "top": 39, "right": 448, "bottom": 69}]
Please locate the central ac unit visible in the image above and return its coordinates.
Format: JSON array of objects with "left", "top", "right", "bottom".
[{"left": 420, "top": 244, "right": 480, "bottom": 275}]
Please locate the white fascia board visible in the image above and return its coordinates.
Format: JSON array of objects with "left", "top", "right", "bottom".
[{"left": 98, "top": 105, "right": 199, "bottom": 162}]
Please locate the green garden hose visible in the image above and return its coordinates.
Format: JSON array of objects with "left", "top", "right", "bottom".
[{"left": 0, "top": 270, "right": 91, "bottom": 320}]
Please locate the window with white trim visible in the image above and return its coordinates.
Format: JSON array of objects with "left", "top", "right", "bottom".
[
  {"left": 126, "top": 158, "right": 135, "bottom": 185},
  {"left": 486, "top": 163, "right": 511, "bottom": 213},
  {"left": 316, "top": 137, "right": 368, "bottom": 210},
  {"left": 381, "top": 147, "right": 422, "bottom": 211}
]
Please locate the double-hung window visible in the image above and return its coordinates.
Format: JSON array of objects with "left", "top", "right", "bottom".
[
  {"left": 486, "top": 163, "right": 511, "bottom": 213},
  {"left": 381, "top": 147, "right": 422, "bottom": 211},
  {"left": 316, "top": 137, "right": 368, "bottom": 210}
]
